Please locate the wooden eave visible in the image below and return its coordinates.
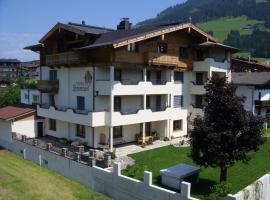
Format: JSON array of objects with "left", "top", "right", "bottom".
[
  {"left": 39, "top": 23, "right": 86, "bottom": 43},
  {"left": 112, "top": 23, "right": 217, "bottom": 49}
]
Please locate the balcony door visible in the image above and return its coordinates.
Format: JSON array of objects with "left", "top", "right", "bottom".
[
  {"left": 77, "top": 96, "right": 85, "bottom": 110},
  {"left": 196, "top": 73, "right": 204, "bottom": 85},
  {"left": 114, "top": 96, "right": 121, "bottom": 112},
  {"left": 156, "top": 71, "right": 162, "bottom": 84},
  {"left": 49, "top": 95, "right": 55, "bottom": 107},
  {"left": 114, "top": 69, "right": 122, "bottom": 82},
  {"left": 49, "top": 70, "right": 57, "bottom": 80},
  {"left": 156, "top": 95, "right": 161, "bottom": 111}
]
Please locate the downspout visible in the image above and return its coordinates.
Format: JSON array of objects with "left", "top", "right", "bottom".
[{"left": 92, "top": 65, "right": 96, "bottom": 148}]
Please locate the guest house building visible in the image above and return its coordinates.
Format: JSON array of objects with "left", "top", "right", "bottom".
[{"left": 25, "top": 19, "right": 237, "bottom": 151}]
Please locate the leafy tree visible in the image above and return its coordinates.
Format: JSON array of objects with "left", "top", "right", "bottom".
[
  {"left": 190, "top": 74, "right": 265, "bottom": 182},
  {"left": 0, "top": 84, "right": 20, "bottom": 108}
]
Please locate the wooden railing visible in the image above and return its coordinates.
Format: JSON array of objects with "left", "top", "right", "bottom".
[
  {"left": 145, "top": 52, "right": 192, "bottom": 69},
  {"left": 37, "top": 80, "right": 59, "bottom": 93},
  {"left": 46, "top": 52, "right": 80, "bottom": 66}
]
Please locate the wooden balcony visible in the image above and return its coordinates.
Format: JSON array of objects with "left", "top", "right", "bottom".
[
  {"left": 144, "top": 52, "right": 192, "bottom": 69},
  {"left": 37, "top": 80, "right": 59, "bottom": 93},
  {"left": 46, "top": 52, "right": 80, "bottom": 66}
]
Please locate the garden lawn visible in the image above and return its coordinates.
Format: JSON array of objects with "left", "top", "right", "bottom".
[
  {"left": 0, "top": 149, "right": 112, "bottom": 200},
  {"left": 123, "top": 139, "right": 270, "bottom": 199}
]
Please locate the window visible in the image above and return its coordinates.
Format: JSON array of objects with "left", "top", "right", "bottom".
[
  {"left": 113, "top": 126, "right": 123, "bottom": 138},
  {"left": 114, "top": 69, "right": 122, "bottom": 81},
  {"left": 259, "top": 92, "right": 262, "bottom": 100},
  {"left": 156, "top": 95, "right": 161, "bottom": 111},
  {"left": 77, "top": 96, "right": 85, "bottom": 110},
  {"left": 49, "top": 119, "right": 56, "bottom": 131},
  {"left": 195, "top": 73, "right": 204, "bottom": 85},
  {"left": 49, "top": 95, "right": 55, "bottom": 107},
  {"left": 174, "top": 95, "right": 183, "bottom": 108},
  {"left": 76, "top": 124, "right": 86, "bottom": 138},
  {"left": 32, "top": 95, "right": 39, "bottom": 103},
  {"left": 114, "top": 96, "right": 121, "bottom": 112},
  {"left": 258, "top": 108, "right": 261, "bottom": 116},
  {"left": 24, "top": 93, "right": 29, "bottom": 100},
  {"left": 128, "top": 43, "right": 139, "bottom": 52},
  {"left": 195, "top": 95, "right": 203, "bottom": 108},
  {"left": 179, "top": 47, "right": 189, "bottom": 59},
  {"left": 158, "top": 43, "right": 168, "bottom": 54},
  {"left": 146, "top": 70, "right": 151, "bottom": 81},
  {"left": 49, "top": 70, "right": 57, "bottom": 80},
  {"left": 174, "top": 71, "right": 184, "bottom": 82},
  {"left": 196, "top": 49, "right": 204, "bottom": 61},
  {"left": 173, "top": 120, "right": 183, "bottom": 131}
]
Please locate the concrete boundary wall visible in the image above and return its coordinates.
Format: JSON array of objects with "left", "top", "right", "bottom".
[
  {"left": 1, "top": 138, "right": 198, "bottom": 200},
  {"left": 228, "top": 174, "right": 270, "bottom": 200}
]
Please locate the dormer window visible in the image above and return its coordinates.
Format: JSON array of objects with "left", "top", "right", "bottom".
[
  {"left": 128, "top": 43, "right": 139, "bottom": 52},
  {"left": 158, "top": 43, "right": 168, "bottom": 54}
]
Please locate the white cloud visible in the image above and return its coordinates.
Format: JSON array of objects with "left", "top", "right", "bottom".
[{"left": 0, "top": 32, "right": 41, "bottom": 61}]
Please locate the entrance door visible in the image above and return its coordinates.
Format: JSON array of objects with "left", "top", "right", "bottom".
[{"left": 37, "top": 122, "right": 43, "bottom": 137}]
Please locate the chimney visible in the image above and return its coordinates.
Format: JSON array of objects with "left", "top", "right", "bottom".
[
  {"left": 117, "top": 18, "right": 132, "bottom": 30},
  {"left": 82, "top": 20, "right": 85, "bottom": 25}
]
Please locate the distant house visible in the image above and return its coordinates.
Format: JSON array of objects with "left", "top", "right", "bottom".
[
  {"left": 21, "top": 60, "right": 40, "bottom": 79},
  {"left": 0, "top": 59, "right": 21, "bottom": 80},
  {"left": 232, "top": 58, "right": 270, "bottom": 72},
  {"left": 232, "top": 72, "right": 270, "bottom": 124}
]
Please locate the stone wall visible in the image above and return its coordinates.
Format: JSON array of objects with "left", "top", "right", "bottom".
[
  {"left": 227, "top": 174, "right": 270, "bottom": 200},
  {"left": 1, "top": 137, "right": 198, "bottom": 200}
]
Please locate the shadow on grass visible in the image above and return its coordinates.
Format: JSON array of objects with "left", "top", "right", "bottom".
[{"left": 191, "top": 178, "right": 217, "bottom": 197}]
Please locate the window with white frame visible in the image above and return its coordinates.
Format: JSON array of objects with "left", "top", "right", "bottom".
[
  {"left": 173, "top": 120, "right": 183, "bottom": 131},
  {"left": 32, "top": 95, "right": 39, "bottom": 103}
]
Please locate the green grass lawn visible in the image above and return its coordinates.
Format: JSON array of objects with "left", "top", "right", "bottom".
[
  {"left": 199, "top": 16, "right": 264, "bottom": 42},
  {"left": 123, "top": 139, "right": 270, "bottom": 199},
  {"left": 0, "top": 149, "right": 112, "bottom": 200}
]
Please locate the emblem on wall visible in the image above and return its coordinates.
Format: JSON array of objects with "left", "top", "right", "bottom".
[
  {"left": 72, "top": 70, "right": 92, "bottom": 92},
  {"left": 84, "top": 70, "right": 92, "bottom": 85}
]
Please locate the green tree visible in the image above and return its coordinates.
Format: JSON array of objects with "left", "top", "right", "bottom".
[
  {"left": 0, "top": 84, "right": 20, "bottom": 108},
  {"left": 190, "top": 74, "right": 265, "bottom": 182}
]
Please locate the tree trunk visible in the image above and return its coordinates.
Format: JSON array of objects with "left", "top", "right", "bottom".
[{"left": 220, "top": 166, "right": 228, "bottom": 183}]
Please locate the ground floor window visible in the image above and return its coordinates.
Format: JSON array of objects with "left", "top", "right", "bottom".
[
  {"left": 49, "top": 119, "right": 56, "bottom": 131},
  {"left": 173, "top": 120, "right": 183, "bottom": 131},
  {"left": 76, "top": 124, "right": 86, "bottom": 138},
  {"left": 113, "top": 126, "right": 123, "bottom": 138}
]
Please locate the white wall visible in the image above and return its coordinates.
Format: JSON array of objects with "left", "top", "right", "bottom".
[
  {"left": 11, "top": 115, "right": 36, "bottom": 138},
  {"left": 235, "top": 86, "right": 254, "bottom": 112},
  {"left": 8, "top": 139, "right": 198, "bottom": 200},
  {"left": 20, "top": 89, "right": 40, "bottom": 105},
  {"left": 0, "top": 120, "right": 12, "bottom": 149}
]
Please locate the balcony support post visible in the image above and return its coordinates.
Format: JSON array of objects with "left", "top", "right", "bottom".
[
  {"left": 170, "top": 70, "right": 174, "bottom": 82},
  {"left": 142, "top": 122, "right": 146, "bottom": 144},
  {"left": 143, "top": 94, "right": 147, "bottom": 110},
  {"left": 143, "top": 68, "right": 147, "bottom": 82},
  {"left": 109, "top": 127, "right": 114, "bottom": 152}
]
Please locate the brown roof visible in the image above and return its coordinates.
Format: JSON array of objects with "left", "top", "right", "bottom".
[
  {"left": 232, "top": 58, "right": 270, "bottom": 72},
  {"left": 0, "top": 106, "right": 35, "bottom": 121}
]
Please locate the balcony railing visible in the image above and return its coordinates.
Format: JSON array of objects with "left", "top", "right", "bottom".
[
  {"left": 145, "top": 52, "right": 180, "bottom": 67},
  {"left": 255, "top": 100, "right": 270, "bottom": 108},
  {"left": 46, "top": 52, "right": 80, "bottom": 66},
  {"left": 37, "top": 80, "right": 59, "bottom": 93}
]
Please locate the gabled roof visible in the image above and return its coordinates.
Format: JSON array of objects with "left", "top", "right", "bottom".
[
  {"left": 76, "top": 23, "right": 217, "bottom": 50},
  {"left": 39, "top": 22, "right": 113, "bottom": 43},
  {"left": 198, "top": 41, "right": 239, "bottom": 52},
  {"left": 0, "top": 106, "right": 35, "bottom": 121}
]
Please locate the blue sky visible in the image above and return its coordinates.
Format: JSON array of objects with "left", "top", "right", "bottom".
[{"left": 0, "top": 0, "right": 184, "bottom": 61}]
